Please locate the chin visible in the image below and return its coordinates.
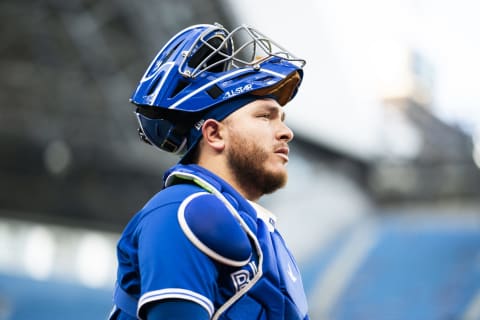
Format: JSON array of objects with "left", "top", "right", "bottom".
[
  {"left": 268, "top": 160, "right": 289, "bottom": 176},
  {"left": 266, "top": 165, "right": 288, "bottom": 184},
  {"left": 260, "top": 169, "right": 288, "bottom": 195}
]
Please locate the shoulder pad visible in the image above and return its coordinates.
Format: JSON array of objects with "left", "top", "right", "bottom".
[{"left": 178, "top": 192, "right": 252, "bottom": 267}]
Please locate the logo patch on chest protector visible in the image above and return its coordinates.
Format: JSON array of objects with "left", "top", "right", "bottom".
[
  {"left": 231, "top": 270, "right": 250, "bottom": 292},
  {"left": 230, "top": 261, "right": 257, "bottom": 292}
]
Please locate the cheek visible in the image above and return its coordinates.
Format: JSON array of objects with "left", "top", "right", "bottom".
[
  {"left": 229, "top": 122, "right": 275, "bottom": 150},
  {"left": 251, "top": 124, "right": 275, "bottom": 140}
]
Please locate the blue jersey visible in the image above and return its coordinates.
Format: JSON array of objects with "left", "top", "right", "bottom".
[{"left": 110, "top": 164, "right": 309, "bottom": 319}]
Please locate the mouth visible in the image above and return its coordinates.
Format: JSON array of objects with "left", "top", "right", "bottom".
[{"left": 274, "top": 146, "right": 290, "bottom": 162}]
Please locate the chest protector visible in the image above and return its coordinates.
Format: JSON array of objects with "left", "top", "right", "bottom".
[{"left": 114, "top": 164, "right": 309, "bottom": 320}]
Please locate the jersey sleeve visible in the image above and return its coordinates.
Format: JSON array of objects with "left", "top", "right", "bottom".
[
  {"left": 136, "top": 202, "right": 218, "bottom": 319},
  {"left": 145, "top": 299, "right": 210, "bottom": 320}
]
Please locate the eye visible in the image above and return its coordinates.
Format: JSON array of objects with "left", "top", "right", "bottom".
[{"left": 257, "top": 113, "right": 270, "bottom": 119}]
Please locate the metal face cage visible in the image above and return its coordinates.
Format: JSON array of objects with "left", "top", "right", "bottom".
[{"left": 178, "top": 23, "right": 306, "bottom": 79}]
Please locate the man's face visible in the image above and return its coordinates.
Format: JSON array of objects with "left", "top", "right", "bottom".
[{"left": 223, "top": 98, "right": 294, "bottom": 198}]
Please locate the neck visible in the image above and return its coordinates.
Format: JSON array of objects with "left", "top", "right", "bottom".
[{"left": 197, "top": 158, "right": 261, "bottom": 202}]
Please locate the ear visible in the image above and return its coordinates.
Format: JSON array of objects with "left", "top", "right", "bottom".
[{"left": 201, "top": 119, "right": 225, "bottom": 152}]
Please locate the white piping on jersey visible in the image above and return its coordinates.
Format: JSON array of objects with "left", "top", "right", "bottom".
[
  {"left": 166, "top": 171, "right": 264, "bottom": 320},
  {"left": 137, "top": 288, "right": 214, "bottom": 319},
  {"left": 178, "top": 191, "right": 252, "bottom": 267},
  {"left": 168, "top": 67, "right": 287, "bottom": 110},
  {"left": 108, "top": 305, "right": 117, "bottom": 320}
]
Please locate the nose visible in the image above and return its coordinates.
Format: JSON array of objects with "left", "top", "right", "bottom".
[{"left": 278, "top": 122, "right": 294, "bottom": 142}]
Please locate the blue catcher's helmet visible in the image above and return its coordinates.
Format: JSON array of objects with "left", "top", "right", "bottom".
[{"left": 131, "top": 23, "right": 306, "bottom": 160}]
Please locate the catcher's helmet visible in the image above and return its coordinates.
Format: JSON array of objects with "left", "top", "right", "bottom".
[{"left": 131, "top": 23, "right": 305, "bottom": 158}]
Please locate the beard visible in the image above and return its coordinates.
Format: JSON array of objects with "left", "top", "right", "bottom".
[{"left": 226, "top": 135, "right": 288, "bottom": 197}]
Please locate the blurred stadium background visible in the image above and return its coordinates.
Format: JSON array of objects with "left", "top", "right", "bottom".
[{"left": 1, "top": 0, "right": 480, "bottom": 319}]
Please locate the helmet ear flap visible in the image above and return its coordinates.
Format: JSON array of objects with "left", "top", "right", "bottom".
[{"left": 136, "top": 112, "right": 188, "bottom": 154}]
